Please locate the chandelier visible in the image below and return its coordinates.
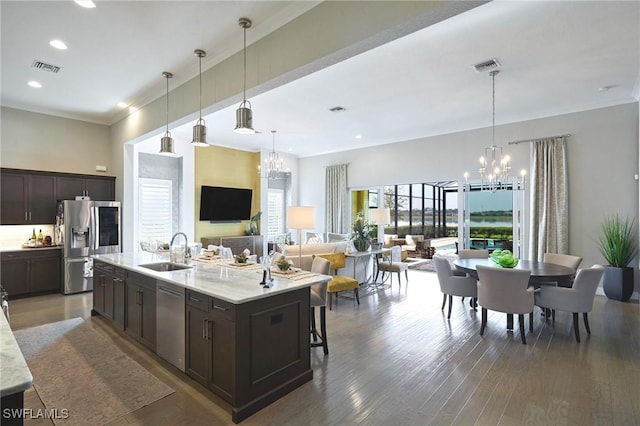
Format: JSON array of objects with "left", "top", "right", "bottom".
[
  {"left": 479, "top": 70, "right": 510, "bottom": 192},
  {"left": 259, "top": 130, "right": 285, "bottom": 179}
]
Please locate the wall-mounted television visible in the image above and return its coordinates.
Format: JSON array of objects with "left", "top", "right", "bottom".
[{"left": 199, "top": 186, "right": 253, "bottom": 222}]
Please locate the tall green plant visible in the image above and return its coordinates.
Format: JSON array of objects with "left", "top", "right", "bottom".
[{"left": 597, "top": 215, "right": 638, "bottom": 267}]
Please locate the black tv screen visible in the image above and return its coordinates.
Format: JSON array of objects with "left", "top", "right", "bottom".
[{"left": 199, "top": 186, "right": 253, "bottom": 222}]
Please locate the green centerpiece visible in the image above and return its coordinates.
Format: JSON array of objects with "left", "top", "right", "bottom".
[{"left": 490, "top": 249, "right": 519, "bottom": 268}]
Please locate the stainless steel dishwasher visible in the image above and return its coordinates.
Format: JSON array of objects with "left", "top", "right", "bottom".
[{"left": 156, "top": 281, "right": 185, "bottom": 372}]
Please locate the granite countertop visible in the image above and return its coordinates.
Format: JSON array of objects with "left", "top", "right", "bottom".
[
  {"left": 0, "top": 311, "right": 33, "bottom": 397},
  {"left": 93, "top": 252, "right": 331, "bottom": 304}
]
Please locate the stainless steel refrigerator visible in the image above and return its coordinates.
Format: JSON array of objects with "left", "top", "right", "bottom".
[{"left": 57, "top": 200, "right": 121, "bottom": 294}]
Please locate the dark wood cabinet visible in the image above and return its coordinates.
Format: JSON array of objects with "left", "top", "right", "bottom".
[
  {"left": 0, "top": 171, "right": 56, "bottom": 225},
  {"left": 57, "top": 175, "right": 115, "bottom": 201},
  {"left": 113, "top": 272, "right": 126, "bottom": 329},
  {"left": 125, "top": 271, "right": 156, "bottom": 350},
  {"left": 185, "top": 290, "right": 236, "bottom": 401},
  {"left": 1, "top": 168, "right": 116, "bottom": 225},
  {"left": 0, "top": 253, "right": 29, "bottom": 297},
  {"left": 185, "top": 287, "right": 310, "bottom": 422},
  {"left": 93, "top": 260, "right": 125, "bottom": 327},
  {"left": 0, "top": 249, "right": 61, "bottom": 297}
]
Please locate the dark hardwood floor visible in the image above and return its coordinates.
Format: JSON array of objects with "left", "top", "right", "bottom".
[{"left": 9, "top": 269, "right": 640, "bottom": 425}]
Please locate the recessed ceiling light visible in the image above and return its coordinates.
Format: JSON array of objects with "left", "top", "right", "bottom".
[
  {"left": 128, "top": 106, "right": 138, "bottom": 114},
  {"left": 28, "top": 81, "right": 42, "bottom": 88},
  {"left": 74, "top": 0, "right": 96, "bottom": 8},
  {"left": 49, "top": 40, "right": 67, "bottom": 50},
  {"left": 117, "top": 102, "right": 128, "bottom": 109},
  {"left": 355, "top": 134, "right": 362, "bottom": 139}
]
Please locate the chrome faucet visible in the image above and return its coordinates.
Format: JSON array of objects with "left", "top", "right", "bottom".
[{"left": 170, "top": 232, "right": 189, "bottom": 263}]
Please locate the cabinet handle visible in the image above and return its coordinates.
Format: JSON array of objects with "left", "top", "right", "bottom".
[
  {"left": 202, "top": 319, "right": 208, "bottom": 340},
  {"left": 29, "top": 211, "right": 32, "bottom": 221},
  {"left": 190, "top": 295, "right": 203, "bottom": 303},
  {"left": 213, "top": 304, "right": 229, "bottom": 312},
  {"left": 139, "top": 290, "right": 143, "bottom": 306},
  {"left": 25, "top": 212, "right": 28, "bottom": 221}
]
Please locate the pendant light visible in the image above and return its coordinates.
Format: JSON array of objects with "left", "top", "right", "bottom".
[
  {"left": 478, "top": 70, "right": 510, "bottom": 192},
  {"left": 159, "top": 71, "right": 175, "bottom": 155},
  {"left": 191, "top": 49, "right": 209, "bottom": 147},
  {"left": 234, "top": 17, "right": 255, "bottom": 134}
]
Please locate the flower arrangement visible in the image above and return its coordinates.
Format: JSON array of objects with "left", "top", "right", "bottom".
[
  {"left": 276, "top": 258, "right": 293, "bottom": 271},
  {"left": 234, "top": 252, "right": 248, "bottom": 264},
  {"left": 352, "top": 211, "right": 375, "bottom": 252}
]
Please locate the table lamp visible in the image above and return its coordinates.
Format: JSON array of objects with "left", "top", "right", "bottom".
[
  {"left": 287, "top": 206, "right": 315, "bottom": 267},
  {"left": 369, "top": 207, "right": 390, "bottom": 248}
]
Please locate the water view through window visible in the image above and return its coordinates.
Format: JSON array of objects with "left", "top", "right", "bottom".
[{"left": 381, "top": 183, "right": 514, "bottom": 248}]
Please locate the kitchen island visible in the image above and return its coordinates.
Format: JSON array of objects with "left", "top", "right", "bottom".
[
  {"left": 93, "top": 252, "right": 330, "bottom": 423},
  {"left": 0, "top": 307, "right": 33, "bottom": 426}
]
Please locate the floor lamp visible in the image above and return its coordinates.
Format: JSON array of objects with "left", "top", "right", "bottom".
[
  {"left": 287, "top": 206, "right": 315, "bottom": 268},
  {"left": 369, "top": 207, "right": 390, "bottom": 248}
]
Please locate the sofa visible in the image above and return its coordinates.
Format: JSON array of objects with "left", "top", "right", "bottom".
[{"left": 281, "top": 241, "right": 368, "bottom": 282}]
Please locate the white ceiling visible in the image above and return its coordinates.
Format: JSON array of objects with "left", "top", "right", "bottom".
[{"left": 2, "top": 1, "right": 639, "bottom": 158}]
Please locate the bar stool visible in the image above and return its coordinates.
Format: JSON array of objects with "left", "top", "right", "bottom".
[{"left": 310, "top": 256, "right": 331, "bottom": 354}]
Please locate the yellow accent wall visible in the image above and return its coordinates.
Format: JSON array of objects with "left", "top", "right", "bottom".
[
  {"left": 352, "top": 190, "right": 369, "bottom": 220},
  {"left": 195, "top": 146, "right": 260, "bottom": 243}
]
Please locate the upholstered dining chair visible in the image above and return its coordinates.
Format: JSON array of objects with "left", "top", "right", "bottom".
[
  {"left": 314, "top": 253, "right": 359, "bottom": 310},
  {"left": 543, "top": 252, "right": 583, "bottom": 286},
  {"left": 375, "top": 245, "right": 409, "bottom": 287},
  {"left": 454, "top": 249, "right": 489, "bottom": 284},
  {"left": 534, "top": 264, "right": 604, "bottom": 342},
  {"left": 476, "top": 265, "right": 533, "bottom": 344},
  {"left": 310, "top": 256, "right": 331, "bottom": 354},
  {"left": 433, "top": 255, "right": 478, "bottom": 319}
]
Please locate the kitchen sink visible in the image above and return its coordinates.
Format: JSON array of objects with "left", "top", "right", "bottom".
[{"left": 138, "top": 262, "right": 192, "bottom": 272}]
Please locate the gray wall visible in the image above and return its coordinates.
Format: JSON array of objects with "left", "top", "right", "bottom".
[{"left": 298, "top": 102, "right": 640, "bottom": 292}]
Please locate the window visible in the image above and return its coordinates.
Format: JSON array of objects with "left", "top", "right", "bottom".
[
  {"left": 384, "top": 182, "right": 459, "bottom": 238},
  {"left": 267, "top": 188, "right": 285, "bottom": 241},
  {"left": 138, "top": 178, "right": 172, "bottom": 247}
]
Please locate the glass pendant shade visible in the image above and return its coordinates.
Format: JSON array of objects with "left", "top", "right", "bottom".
[{"left": 191, "top": 49, "right": 209, "bottom": 147}]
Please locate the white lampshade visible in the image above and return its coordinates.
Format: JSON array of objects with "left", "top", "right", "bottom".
[
  {"left": 287, "top": 206, "right": 315, "bottom": 229},
  {"left": 369, "top": 207, "right": 390, "bottom": 225}
]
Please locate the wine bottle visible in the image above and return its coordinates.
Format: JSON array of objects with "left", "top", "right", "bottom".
[
  {"left": 37, "top": 229, "right": 44, "bottom": 242},
  {"left": 31, "top": 228, "right": 37, "bottom": 240}
]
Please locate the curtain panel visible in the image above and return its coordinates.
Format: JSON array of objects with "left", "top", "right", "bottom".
[
  {"left": 528, "top": 137, "right": 569, "bottom": 260},
  {"left": 325, "top": 164, "right": 348, "bottom": 234}
]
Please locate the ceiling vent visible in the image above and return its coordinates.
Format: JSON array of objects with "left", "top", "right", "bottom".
[
  {"left": 473, "top": 58, "right": 500, "bottom": 73},
  {"left": 31, "top": 60, "right": 61, "bottom": 74}
]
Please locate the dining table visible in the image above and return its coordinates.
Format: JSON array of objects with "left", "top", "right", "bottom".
[{"left": 453, "top": 257, "right": 576, "bottom": 330}]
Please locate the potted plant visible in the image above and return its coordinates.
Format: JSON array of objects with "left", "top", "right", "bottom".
[
  {"left": 597, "top": 214, "right": 638, "bottom": 302},
  {"left": 352, "top": 211, "right": 375, "bottom": 252}
]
